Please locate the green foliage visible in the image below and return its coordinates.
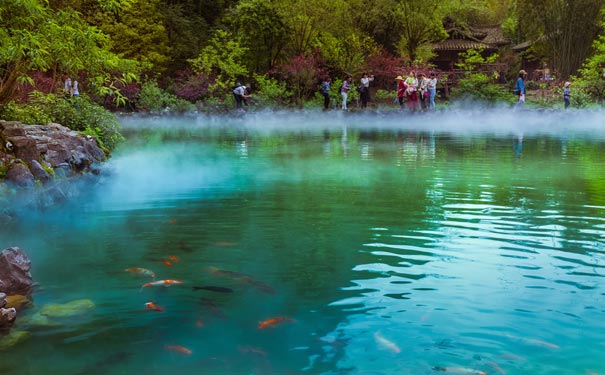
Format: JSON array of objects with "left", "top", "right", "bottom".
[
  {"left": 456, "top": 49, "right": 499, "bottom": 71},
  {"left": 252, "top": 74, "right": 291, "bottom": 107},
  {"left": 452, "top": 72, "right": 514, "bottom": 104},
  {"left": 83, "top": 0, "right": 170, "bottom": 74},
  {"left": 188, "top": 29, "right": 249, "bottom": 96},
  {"left": 0, "top": 0, "right": 140, "bottom": 107},
  {"left": 0, "top": 92, "right": 124, "bottom": 151},
  {"left": 576, "top": 24, "right": 605, "bottom": 103},
  {"left": 137, "top": 81, "right": 195, "bottom": 113}
]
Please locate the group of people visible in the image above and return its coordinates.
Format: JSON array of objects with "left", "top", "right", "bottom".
[
  {"left": 515, "top": 69, "right": 571, "bottom": 109},
  {"left": 320, "top": 71, "right": 437, "bottom": 112},
  {"left": 395, "top": 71, "right": 437, "bottom": 112},
  {"left": 64, "top": 76, "right": 80, "bottom": 98}
]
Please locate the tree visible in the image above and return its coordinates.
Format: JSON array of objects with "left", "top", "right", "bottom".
[
  {"left": 395, "top": 0, "right": 448, "bottom": 63},
  {"left": 517, "top": 0, "right": 603, "bottom": 78},
  {"left": 187, "top": 29, "right": 249, "bottom": 95},
  {"left": 0, "top": 0, "right": 139, "bottom": 107},
  {"left": 577, "top": 24, "right": 605, "bottom": 104},
  {"left": 227, "top": 0, "right": 290, "bottom": 73}
]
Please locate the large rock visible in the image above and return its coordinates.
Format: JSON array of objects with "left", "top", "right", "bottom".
[
  {"left": 0, "top": 120, "right": 106, "bottom": 187},
  {"left": 0, "top": 247, "right": 33, "bottom": 296},
  {"left": 0, "top": 307, "right": 16, "bottom": 330}
]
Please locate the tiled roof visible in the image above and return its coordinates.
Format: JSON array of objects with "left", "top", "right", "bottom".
[{"left": 432, "top": 40, "right": 493, "bottom": 51}]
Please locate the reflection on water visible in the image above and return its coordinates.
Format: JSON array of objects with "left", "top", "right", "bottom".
[{"left": 1, "top": 111, "right": 605, "bottom": 375}]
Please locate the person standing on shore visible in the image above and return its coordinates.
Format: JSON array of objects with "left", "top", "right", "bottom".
[
  {"left": 427, "top": 72, "right": 437, "bottom": 110},
  {"left": 359, "top": 72, "right": 374, "bottom": 109},
  {"left": 563, "top": 81, "right": 571, "bottom": 109},
  {"left": 64, "top": 76, "right": 72, "bottom": 97},
  {"left": 340, "top": 75, "right": 351, "bottom": 111},
  {"left": 515, "top": 70, "right": 527, "bottom": 108},
  {"left": 320, "top": 77, "right": 331, "bottom": 110},
  {"left": 395, "top": 75, "right": 406, "bottom": 110}
]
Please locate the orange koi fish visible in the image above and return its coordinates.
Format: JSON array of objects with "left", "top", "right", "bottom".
[
  {"left": 374, "top": 331, "right": 401, "bottom": 353},
  {"left": 142, "top": 279, "right": 184, "bottom": 288},
  {"left": 168, "top": 255, "right": 179, "bottom": 263},
  {"left": 145, "top": 301, "right": 164, "bottom": 312},
  {"left": 164, "top": 345, "right": 192, "bottom": 355},
  {"left": 258, "top": 316, "right": 294, "bottom": 329},
  {"left": 162, "top": 259, "right": 173, "bottom": 267},
  {"left": 125, "top": 267, "right": 156, "bottom": 279}
]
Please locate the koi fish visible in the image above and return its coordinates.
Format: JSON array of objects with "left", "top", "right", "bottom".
[
  {"left": 238, "top": 345, "right": 266, "bottom": 357},
  {"left": 486, "top": 361, "right": 505, "bottom": 374},
  {"left": 192, "top": 286, "right": 234, "bottom": 293},
  {"left": 145, "top": 301, "right": 164, "bottom": 312},
  {"left": 162, "top": 259, "right": 173, "bottom": 267},
  {"left": 142, "top": 279, "right": 184, "bottom": 288},
  {"left": 164, "top": 345, "right": 192, "bottom": 355},
  {"left": 258, "top": 316, "right": 294, "bottom": 329},
  {"left": 505, "top": 334, "right": 560, "bottom": 349},
  {"left": 168, "top": 255, "right": 179, "bottom": 263},
  {"left": 207, "top": 266, "right": 253, "bottom": 280},
  {"left": 432, "top": 366, "right": 486, "bottom": 375},
  {"left": 195, "top": 318, "right": 204, "bottom": 328},
  {"left": 125, "top": 267, "right": 156, "bottom": 279},
  {"left": 373, "top": 331, "right": 401, "bottom": 353}
]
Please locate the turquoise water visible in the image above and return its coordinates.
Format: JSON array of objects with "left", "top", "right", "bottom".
[{"left": 1, "top": 111, "right": 605, "bottom": 375}]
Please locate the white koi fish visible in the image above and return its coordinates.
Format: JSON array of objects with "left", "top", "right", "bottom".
[
  {"left": 373, "top": 331, "right": 401, "bottom": 353},
  {"left": 433, "top": 366, "right": 486, "bottom": 375}
]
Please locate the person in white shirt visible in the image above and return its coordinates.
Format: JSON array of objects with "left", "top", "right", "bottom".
[
  {"left": 359, "top": 72, "right": 374, "bottom": 109},
  {"left": 427, "top": 72, "right": 437, "bottom": 109}
]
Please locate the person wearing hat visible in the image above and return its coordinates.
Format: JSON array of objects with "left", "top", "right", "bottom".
[
  {"left": 515, "top": 69, "right": 527, "bottom": 108},
  {"left": 563, "top": 81, "right": 571, "bottom": 109},
  {"left": 395, "top": 75, "right": 406, "bottom": 110}
]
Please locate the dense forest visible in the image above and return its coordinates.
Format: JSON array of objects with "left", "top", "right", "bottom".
[{"left": 2, "top": 0, "right": 605, "bottom": 148}]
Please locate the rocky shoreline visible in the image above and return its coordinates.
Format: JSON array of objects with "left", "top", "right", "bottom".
[{"left": 0, "top": 120, "right": 106, "bottom": 188}]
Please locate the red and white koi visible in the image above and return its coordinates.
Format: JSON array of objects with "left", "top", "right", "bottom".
[
  {"left": 373, "top": 331, "right": 401, "bottom": 353},
  {"left": 125, "top": 267, "right": 156, "bottom": 279},
  {"left": 142, "top": 279, "right": 183, "bottom": 288},
  {"left": 145, "top": 301, "right": 164, "bottom": 312}
]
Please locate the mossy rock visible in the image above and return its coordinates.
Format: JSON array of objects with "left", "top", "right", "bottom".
[
  {"left": 39, "top": 299, "right": 95, "bottom": 318},
  {"left": 0, "top": 330, "right": 31, "bottom": 351},
  {"left": 5, "top": 295, "right": 32, "bottom": 310}
]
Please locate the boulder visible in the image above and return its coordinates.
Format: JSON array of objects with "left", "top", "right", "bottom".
[
  {"left": 0, "top": 307, "right": 16, "bottom": 330},
  {"left": 0, "top": 247, "right": 33, "bottom": 296},
  {"left": 0, "top": 120, "right": 106, "bottom": 187},
  {"left": 4, "top": 162, "right": 34, "bottom": 188},
  {"left": 38, "top": 299, "right": 95, "bottom": 318},
  {"left": 0, "top": 293, "right": 6, "bottom": 308}
]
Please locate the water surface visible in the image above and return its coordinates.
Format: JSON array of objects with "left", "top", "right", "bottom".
[{"left": 1, "top": 110, "right": 605, "bottom": 375}]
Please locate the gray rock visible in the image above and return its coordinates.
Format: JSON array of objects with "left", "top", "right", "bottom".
[
  {"left": 0, "top": 247, "right": 33, "bottom": 296},
  {"left": 0, "top": 293, "right": 6, "bottom": 308},
  {"left": 29, "top": 160, "right": 50, "bottom": 183},
  {"left": 0, "top": 308, "right": 16, "bottom": 328},
  {"left": 4, "top": 162, "right": 34, "bottom": 188}
]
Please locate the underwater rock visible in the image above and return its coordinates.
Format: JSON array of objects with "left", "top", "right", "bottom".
[
  {"left": 5, "top": 294, "right": 32, "bottom": 310},
  {"left": 0, "top": 247, "right": 33, "bottom": 296},
  {"left": 0, "top": 293, "right": 6, "bottom": 308},
  {"left": 0, "top": 307, "right": 17, "bottom": 330},
  {"left": 39, "top": 299, "right": 95, "bottom": 318},
  {"left": 0, "top": 330, "right": 31, "bottom": 350},
  {"left": 25, "top": 312, "right": 59, "bottom": 328}
]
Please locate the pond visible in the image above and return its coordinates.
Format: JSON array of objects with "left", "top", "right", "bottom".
[{"left": 1, "top": 110, "right": 605, "bottom": 375}]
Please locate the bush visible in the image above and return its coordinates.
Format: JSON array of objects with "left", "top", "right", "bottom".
[
  {"left": 253, "top": 74, "right": 291, "bottom": 108},
  {"left": 1, "top": 92, "right": 124, "bottom": 151},
  {"left": 452, "top": 73, "right": 514, "bottom": 105}
]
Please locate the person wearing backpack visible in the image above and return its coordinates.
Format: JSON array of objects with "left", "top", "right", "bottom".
[{"left": 320, "top": 77, "right": 331, "bottom": 110}]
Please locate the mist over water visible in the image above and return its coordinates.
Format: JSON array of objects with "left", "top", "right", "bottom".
[{"left": 1, "top": 109, "right": 605, "bottom": 375}]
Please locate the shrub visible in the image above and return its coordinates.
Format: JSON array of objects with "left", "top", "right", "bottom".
[
  {"left": 452, "top": 73, "right": 514, "bottom": 105},
  {"left": 0, "top": 91, "right": 124, "bottom": 151},
  {"left": 252, "top": 74, "right": 291, "bottom": 108}
]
